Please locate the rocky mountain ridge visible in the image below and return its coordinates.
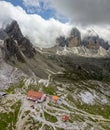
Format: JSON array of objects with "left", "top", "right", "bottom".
[
  {"left": 0, "top": 20, "right": 63, "bottom": 79},
  {"left": 0, "top": 20, "right": 110, "bottom": 130},
  {"left": 0, "top": 21, "right": 36, "bottom": 63},
  {"left": 55, "top": 46, "right": 110, "bottom": 57},
  {"left": 56, "top": 28, "right": 110, "bottom": 51},
  {"left": 0, "top": 20, "right": 110, "bottom": 80}
]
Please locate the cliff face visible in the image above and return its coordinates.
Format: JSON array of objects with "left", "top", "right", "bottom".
[
  {"left": 56, "top": 36, "right": 67, "bottom": 47},
  {"left": 0, "top": 20, "right": 36, "bottom": 63},
  {"left": 0, "top": 21, "right": 63, "bottom": 78},
  {"left": 56, "top": 28, "right": 81, "bottom": 47},
  {"left": 67, "top": 28, "right": 81, "bottom": 47},
  {"left": 0, "top": 21, "right": 110, "bottom": 130},
  {"left": 82, "top": 36, "right": 109, "bottom": 50},
  {"left": 56, "top": 28, "right": 110, "bottom": 51}
]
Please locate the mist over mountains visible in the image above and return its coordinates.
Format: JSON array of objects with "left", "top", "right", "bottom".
[
  {"left": 0, "top": 1, "right": 110, "bottom": 130},
  {"left": 0, "top": 20, "right": 110, "bottom": 60},
  {"left": 0, "top": 1, "right": 110, "bottom": 48},
  {"left": 0, "top": 20, "right": 110, "bottom": 79},
  {"left": 56, "top": 28, "right": 110, "bottom": 50},
  {"left": 0, "top": 19, "right": 110, "bottom": 130}
]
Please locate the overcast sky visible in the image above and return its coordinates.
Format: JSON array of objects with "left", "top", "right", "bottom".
[
  {"left": 0, "top": 0, "right": 110, "bottom": 47},
  {"left": 52, "top": 0, "right": 110, "bottom": 25}
]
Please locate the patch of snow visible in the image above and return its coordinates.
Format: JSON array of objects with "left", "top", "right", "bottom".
[
  {"left": 25, "top": 77, "right": 37, "bottom": 87},
  {"left": 0, "top": 50, "right": 27, "bottom": 90},
  {"left": 56, "top": 46, "right": 108, "bottom": 57},
  {"left": 80, "top": 92, "right": 95, "bottom": 105},
  {"left": 98, "top": 46, "right": 107, "bottom": 56},
  {"left": 101, "top": 98, "right": 108, "bottom": 104},
  {"left": 57, "top": 87, "right": 64, "bottom": 92},
  {"left": 0, "top": 62, "right": 26, "bottom": 89},
  {"left": 38, "top": 79, "right": 49, "bottom": 87},
  {"left": 0, "top": 92, "right": 6, "bottom": 96}
]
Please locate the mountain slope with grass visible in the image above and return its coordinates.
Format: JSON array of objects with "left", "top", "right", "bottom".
[{"left": 0, "top": 21, "right": 110, "bottom": 130}]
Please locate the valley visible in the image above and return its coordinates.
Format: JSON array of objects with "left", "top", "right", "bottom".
[{"left": 0, "top": 20, "right": 110, "bottom": 130}]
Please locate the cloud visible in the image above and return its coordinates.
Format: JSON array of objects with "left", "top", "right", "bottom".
[
  {"left": 51, "top": 0, "right": 110, "bottom": 25},
  {"left": 77, "top": 25, "right": 110, "bottom": 43},
  {"left": 22, "top": 0, "right": 40, "bottom": 13},
  {"left": 22, "top": 0, "right": 52, "bottom": 13},
  {"left": 23, "top": 0, "right": 40, "bottom": 7},
  {"left": 22, "top": 0, "right": 110, "bottom": 25},
  {"left": 0, "top": 1, "right": 72, "bottom": 48},
  {"left": 0, "top": 1, "right": 110, "bottom": 49}
]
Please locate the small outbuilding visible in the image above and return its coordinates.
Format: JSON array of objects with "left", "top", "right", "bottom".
[
  {"left": 52, "top": 96, "right": 59, "bottom": 102},
  {"left": 62, "top": 115, "right": 70, "bottom": 122}
]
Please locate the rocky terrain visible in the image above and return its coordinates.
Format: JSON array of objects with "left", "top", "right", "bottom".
[
  {"left": 56, "top": 27, "right": 110, "bottom": 57},
  {"left": 0, "top": 21, "right": 110, "bottom": 130}
]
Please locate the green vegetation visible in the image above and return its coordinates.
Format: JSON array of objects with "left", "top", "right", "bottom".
[
  {"left": 101, "top": 123, "right": 110, "bottom": 130},
  {"left": 44, "top": 111, "right": 57, "bottom": 123},
  {"left": 25, "top": 110, "right": 30, "bottom": 116},
  {"left": 70, "top": 113, "right": 85, "bottom": 122},
  {"left": 5, "top": 80, "right": 25, "bottom": 94},
  {"left": 44, "top": 124, "right": 54, "bottom": 130},
  {"left": 27, "top": 84, "right": 39, "bottom": 91},
  {"left": 67, "top": 94, "right": 73, "bottom": 100},
  {"left": 0, "top": 55, "right": 110, "bottom": 130},
  {"left": 46, "top": 108, "right": 56, "bottom": 113},
  {"left": 52, "top": 55, "right": 110, "bottom": 82},
  {"left": 0, "top": 100, "right": 21, "bottom": 130},
  {"left": 35, "top": 122, "right": 42, "bottom": 129},
  {"left": 25, "top": 119, "right": 42, "bottom": 130},
  {"left": 76, "top": 103, "right": 110, "bottom": 119},
  {"left": 16, "top": 80, "right": 25, "bottom": 88},
  {"left": 56, "top": 128, "right": 65, "bottom": 130},
  {"left": 43, "top": 87, "right": 56, "bottom": 95},
  {"left": 5, "top": 85, "right": 15, "bottom": 94}
]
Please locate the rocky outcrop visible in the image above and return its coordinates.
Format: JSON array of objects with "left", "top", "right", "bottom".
[
  {"left": 5, "top": 20, "right": 23, "bottom": 42},
  {"left": 67, "top": 28, "right": 81, "bottom": 47},
  {"left": 56, "top": 36, "right": 67, "bottom": 47},
  {"left": 82, "top": 36, "right": 110, "bottom": 50},
  {"left": 3, "top": 38, "right": 25, "bottom": 63},
  {"left": 56, "top": 28, "right": 110, "bottom": 51},
  {"left": 56, "top": 28, "right": 81, "bottom": 47},
  {"left": 0, "top": 20, "right": 63, "bottom": 78},
  {"left": 0, "top": 20, "right": 36, "bottom": 63},
  {"left": 0, "top": 29, "right": 8, "bottom": 40}
]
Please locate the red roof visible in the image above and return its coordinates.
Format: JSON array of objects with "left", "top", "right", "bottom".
[
  {"left": 62, "top": 115, "right": 70, "bottom": 121},
  {"left": 27, "top": 90, "right": 43, "bottom": 100}
]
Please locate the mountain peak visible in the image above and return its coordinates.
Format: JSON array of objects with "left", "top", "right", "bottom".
[
  {"left": 56, "top": 28, "right": 110, "bottom": 51},
  {"left": 0, "top": 20, "right": 36, "bottom": 63},
  {"left": 5, "top": 20, "right": 23, "bottom": 42}
]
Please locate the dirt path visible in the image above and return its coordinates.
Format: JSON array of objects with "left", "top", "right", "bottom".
[{"left": 2, "top": 92, "right": 110, "bottom": 130}]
